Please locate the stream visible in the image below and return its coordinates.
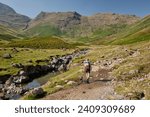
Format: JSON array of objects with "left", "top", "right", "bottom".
[
  {"left": 24, "top": 72, "right": 60, "bottom": 90},
  {"left": 0, "top": 49, "right": 88, "bottom": 100}
]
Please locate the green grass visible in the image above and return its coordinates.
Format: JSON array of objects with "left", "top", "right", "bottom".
[
  {"left": 107, "top": 16, "right": 150, "bottom": 45},
  {"left": 91, "top": 16, "right": 150, "bottom": 45},
  {"left": 75, "top": 24, "right": 127, "bottom": 43},
  {"left": 23, "top": 66, "right": 83, "bottom": 100},
  {"left": 76, "top": 41, "right": 150, "bottom": 99},
  {"left": 0, "top": 48, "right": 74, "bottom": 76},
  {"left": 0, "top": 25, "right": 24, "bottom": 41},
  {"left": 24, "top": 25, "right": 64, "bottom": 37},
  {"left": 21, "top": 40, "right": 150, "bottom": 100},
  {"left": 4, "top": 36, "right": 77, "bottom": 49}
]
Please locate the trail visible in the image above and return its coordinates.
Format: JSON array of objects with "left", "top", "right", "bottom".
[{"left": 43, "top": 66, "right": 125, "bottom": 100}]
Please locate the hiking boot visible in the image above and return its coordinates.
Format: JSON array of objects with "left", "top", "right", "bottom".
[{"left": 86, "top": 79, "right": 90, "bottom": 84}]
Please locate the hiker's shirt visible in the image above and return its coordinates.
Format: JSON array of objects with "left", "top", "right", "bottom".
[{"left": 83, "top": 61, "right": 91, "bottom": 73}]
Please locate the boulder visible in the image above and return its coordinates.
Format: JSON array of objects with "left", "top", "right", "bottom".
[
  {"left": 12, "top": 63, "right": 24, "bottom": 68},
  {"left": 31, "top": 87, "right": 44, "bottom": 97},
  {"left": 12, "top": 48, "right": 19, "bottom": 53},
  {"left": 126, "top": 91, "right": 145, "bottom": 100},
  {"left": 19, "top": 70, "right": 27, "bottom": 76},
  {"left": 67, "top": 81, "right": 77, "bottom": 85},
  {"left": 2, "top": 53, "right": 12, "bottom": 59},
  {"left": 55, "top": 85, "right": 64, "bottom": 89},
  {"left": 13, "top": 76, "right": 30, "bottom": 84},
  {"left": 0, "top": 84, "right": 3, "bottom": 90},
  {"left": 0, "top": 74, "right": 11, "bottom": 84},
  {"left": 58, "top": 64, "right": 67, "bottom": 72},
  {"left": 5, "top": 77, "right": 13, "bottom": 86}
]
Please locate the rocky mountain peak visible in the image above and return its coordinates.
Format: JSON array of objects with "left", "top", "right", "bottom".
[
  {"left": 0, "top": 2, "right": 31, "bottom": 30},
  {"left": 0, "top": 2, "right": 16, "bottom": 15}
]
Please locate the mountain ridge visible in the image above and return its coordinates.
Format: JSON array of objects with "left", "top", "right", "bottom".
[
  {"left": 25, "top": 11, "right": 140, "bottom": 38},
  {"left": 0, "top": 2, "right": 31, "bottom": 30}
]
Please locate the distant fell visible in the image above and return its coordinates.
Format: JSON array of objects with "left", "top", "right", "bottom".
[
  {"left": 108, "top": 15, "right": 150, "bottom": 44},
  {"left": 0, "top": 2, "right": 31, "bottom": 30},
  {"left": 25, "top": 12, "right": 140, "bottom": 39}
]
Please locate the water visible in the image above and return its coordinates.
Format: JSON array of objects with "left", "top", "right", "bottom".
[{"left": 24, "top": 72, "right": 60, "bottom": 90}]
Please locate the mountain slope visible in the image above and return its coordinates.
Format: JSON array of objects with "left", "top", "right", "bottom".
[
  {"left": 24, "top": 12, "right": 140, "bottom": 40},
  {"left": 109, "top": 15, "right": 150, "bottom": 44},
  {"left": 6, "top": 36, "right": 76, "bottom": 49},
  {"left": 0, "top": 24, "right": 23, "bottom": 42},
  {"left": 0, "top": 2, "right": 31, "bottom": 30}
]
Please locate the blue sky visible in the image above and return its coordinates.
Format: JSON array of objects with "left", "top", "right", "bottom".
[{"left": 0, "top": 0, "right": 150, "bottom": 18}]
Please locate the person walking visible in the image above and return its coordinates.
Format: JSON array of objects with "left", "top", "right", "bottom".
[{"left": 83, "top": 59, "right": 92, "bottom": 83}]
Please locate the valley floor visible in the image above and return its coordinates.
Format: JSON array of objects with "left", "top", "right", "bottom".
[
  {"left": 41, "top": 41, "right": 150, "bottom": 100},
  {"left": 43, "top": 67, "right": 125, "bottom": 100},
  {"left": 0, "top": 40, "right": 150, "bottom": 100}
]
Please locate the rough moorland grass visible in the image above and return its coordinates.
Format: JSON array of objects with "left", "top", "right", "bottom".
[
  {"left": 22, "top": 40, "right": 150, "bottom": 100},
  {"left": 108, "top": 16, "right": 150, "bottom": 45},
  {"left": 0, "top": 48, "right": 74, "bottom": 76},
  {"left": 0, "top": 25, "right": 23, "bottom": 40},
  {"left": 75, "top": 24, "right": 127, "bottom": 43},
  {"left": 23, "top": 66, "right": 83, "bottom": 100},
  {"left": 4, "top": 37, "right": 76, "bottom": 49},
  {"left": 76, "top": 41, "right": 150, "bottom": 99},
  {"left": 24, "top": 25, "right": 63, "bottom": 37}
]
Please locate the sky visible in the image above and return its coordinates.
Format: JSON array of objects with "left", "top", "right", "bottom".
[{"left": 0, "top": 0, "right": 150, "bottom": 18}]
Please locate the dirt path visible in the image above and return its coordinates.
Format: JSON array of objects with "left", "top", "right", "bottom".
[{"left": 43, "top": 66, "right": 125, "bottom": 100}]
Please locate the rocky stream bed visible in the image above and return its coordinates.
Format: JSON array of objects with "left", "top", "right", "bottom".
[{"left": 0, "top": 49, "right": 88, "bottom": 100}]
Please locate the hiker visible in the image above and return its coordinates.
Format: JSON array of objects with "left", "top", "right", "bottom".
[{"left": 83, "top": 59, "right": 92, "bottom": 83}]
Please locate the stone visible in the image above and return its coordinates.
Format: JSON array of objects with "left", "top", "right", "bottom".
[
  {"left": 0, "top": 84, "right": 3, "bottom": 90},
  {"left": 55, "top": 85, "right": 64, "bottom": 89},
  {"left": 126, "top": 92, "right": 145, "bottom": 100},
  {"left": 2, "top": 53, "right": 12, "bottom": 59},
  {"left": 31, "top": 87, "right": 44, "bottom": 96},
  {"left": 19, "top": 70, "right": 27, "bottom": 76},
  {"left": 67, "top": 81, "right": 77, "bottom": 85},
  {"left": 12, "top": 63, "right": 23, "bottom": 68},
  {"left": 13, "top": 76, "right": 30, "bottom": 84},
  {"left": 129, "top": 69, "right": 139, "bottom": 75}
]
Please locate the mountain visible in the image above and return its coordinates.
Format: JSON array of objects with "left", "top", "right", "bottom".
[
  {"left": 25, "top": 12, "right": 140, "bottom": 40},
  {"left": 6, "top": 36, "right": 76, "bottom": 49},
  {"left": 0, "top": 24, "right": 23, "bottom": 42},
  {"left": 0, "top": 2, "right": 31, "bottom": 30},
  {"left": 102, "top": 15, "right": 150, "bottom": 45}
]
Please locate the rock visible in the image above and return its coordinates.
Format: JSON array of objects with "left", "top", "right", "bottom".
[
  {"left": 19, "top": 70, "right": 27, "bottom": 76},
  {"left": 113, "top": 57, "right": 117, "bottom": 60},
  {"left": 0, "top": 74, "right": 11, "bottom": 84},
  {"left": 65, "top": 80, "right": 68, "bottom": 83},
  {"left": 58, "top": 64, "right": 67, "bottom": 72},
  {"left": 12, "top": 63, "right": 24, "bottom": 68},
  {"left": 13, "top": 76, "right": 30, "bottom": 84},
  {"left": 2, "top": 53, "right": 12, "bottom": 59},
  {"left": 147, "top": 73, "right": 150, "bottom": 79},
  {"left": 129, "top": 69, "right": 139, "bottom": 75},
  {"left": 12, "top": 48, "right": 19, "bottom": 53},
  {"left": 92, "top": 66, "right": 99, "bottom": 72},
  {"left": 103, "top": 63, "right": 108, "bottom": 66},
  {"left": 67, "top": 81, "right": 77, "bottom": 85},
  {"left": 0, "top": 92, "right": 4, "bottom": 98},
  {"left": 0, "top": 84, "right": 3, "bottom": 90},
  {"left": 126, "top": 92, "right": 145, "bottom": 100},
  {"left": 16, "top": 87, "right": 28, "bottom": 95},
  {"left": 28, "top": 60, "right": 33, "bottom": 63},
  {"left": 5, "top": 77, "right": 13, "bottom": 86},
  {"left": 55, "top": 85, "right": 64, "bottom": 89},
  {"left": 132, "top": 51, "right": 140, "bottom": 57},
  {"left": 101, "top": 56, "right": 105, "bottom": 58},
  {"left": 31, "top": 87, "right": 44, "bottom": 96}
]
